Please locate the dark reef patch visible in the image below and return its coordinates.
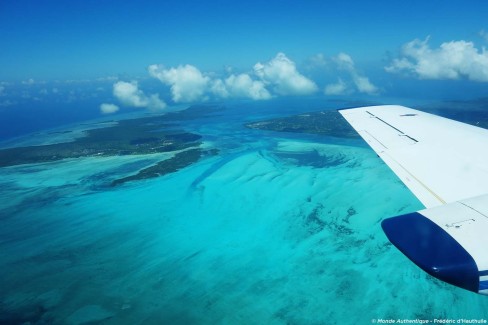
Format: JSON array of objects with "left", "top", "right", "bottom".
[
  {"left": 304, "top": 204, "right": 327, "bottom": 235},
  {"left": 273, "top": 149, "right": 347, "bottom": 168},
  {"left": 0, "top": 302, "right": 51, "bottom": 325}
]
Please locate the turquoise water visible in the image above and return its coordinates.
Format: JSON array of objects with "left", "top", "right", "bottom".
[{"left": 1, "top": 99, "right": 488, "bottom": 324}]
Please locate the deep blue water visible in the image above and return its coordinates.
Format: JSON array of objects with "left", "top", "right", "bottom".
[{"left": 0, "top": 99, "right": 104, "bottom": 141}]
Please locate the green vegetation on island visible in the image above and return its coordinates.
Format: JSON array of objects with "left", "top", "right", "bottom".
[
  {"left": 111, "top": 148, "right": 219, "bottom": 186},
  {"left": 0, "top": 119, "right": 201, "bottom": 167},
  {"left": 245, "top": 110, "right": 359, "bottom": 138},
  {"left": 0, "top": 105, "right": 224, "bottom": 185}
]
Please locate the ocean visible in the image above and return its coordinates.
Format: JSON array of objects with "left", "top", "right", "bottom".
[{"left": 1, "top": 97, "right": 488, "bottom": 324}]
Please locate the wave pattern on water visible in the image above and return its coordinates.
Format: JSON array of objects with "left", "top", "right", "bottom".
[{"left": 1, "top": 100, "right": 488, "bottom": 324}]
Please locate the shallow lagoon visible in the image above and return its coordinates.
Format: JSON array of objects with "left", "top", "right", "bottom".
[{"left": 1, "top": 99, "right": 488, "bottom": 324}]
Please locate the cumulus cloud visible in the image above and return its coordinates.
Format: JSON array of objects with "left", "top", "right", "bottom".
[
  {"left": 148, "top": 64, "right": 209, "bottom": 103},
  {"left": 253, "top": 53, "right": 318, "bottom": 95},
  {"left": 22, "top": 78, "right": 35, "bottom": 85},
  {"left": 307, "top": 53, "right": 328, "bottom": 69},
  {"left": 147, "top": 52, "right": 323, "bottom": 103},
  {"left": 334, "top": 53, "right": 379, "bottom": 94},
  {"left": 324, "top": 78, "right": 348, "bottom": 95},
  {"left": 335, "top": 53, "right": 355, "bottom": 69},
  {"left": 480, "top": 30, "right": 488, "bottom": 43},
  {"left": 0, "top": 99, "right": 15, "bottom": 107},
  {"left": 385, "top": 37, "right": 488, "bottom": 81},
  {"left": 100, "top": 103, "right": 120, "bottom": 114},
  {"left": 113, "top": 81, "right": 166, "bottom": 110},
  {"left": 209, "top": 79, "right": 228, "bottom": 98},
  {"left": 211, "top": 74, "right": 271, "bottom": 100},
  {"left": 147, "top": 58, "right": 285, "bottom": 102},
  {"left": 354, "top": 75, "right": 379, "bottom": 94},
  {"left": 113, "top": 81, "right": 148, "bottom": 107},
  {"left": 226, "top": 74, "right": 271, "bottom": 100}
]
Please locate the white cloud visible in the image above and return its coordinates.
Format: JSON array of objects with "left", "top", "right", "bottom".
[
  {"left": 0, "top": 99, "right": 15, "bottom": 107},
  {"left": 324, "top": 78, "right": 348, "bottom": 95},
  {"left": 480, "top": 30, "right": 488, "bottom": 43},
  {"left": 334, "top": 53, "right": 379, "bottom": 94},
  {"left": 0, "top": 86, "right": 4, "bottom": 95},
  {"left": 335, "top": 53, "right": 355, "bottom": 69},
  {"left": 148, "top": 64, "right": 209, "bottom": 103},
  {"left": 22, "top": 78, "right": 35, "bottom": 85},
  {"left": 308, "top": 53, "right": 328, "bottom": 69},
  {"left": 385, "top": 37, "right": 488, "bottom": 82},
  {"left": 96, "top": 76, "right": 119, "bottom": 82},
  {"left": 210, "top": 79, "right": 229, "bottom": 98},
  {"left": 354, "top": 75, "right": 378, "bottom": 94},
  {"left": 148, "top": 62, "right": 272, "bottom": 102},
  {"left": 113, "top": 81, "right": 147, "bottom": 107},
  {"left": 253, "top": 53, "right": 318, "bottom": 95},
  {"left": 100, "top": 103, "right": 120, "bottom": 114},
  {"left": 212, "top": 74, "right": 271, "bottom": 100},
  {"left": 113, "top": 81, "right": 166, "bottom": 110},
  {"left": 145, "top": 94, "right": 167, "bottom": 110},
  {"left": 147, "top": 52, "right": 324, "bottom": 102},
  {"left": 227, "top": 74, "right": 271, "bottom": 100}
]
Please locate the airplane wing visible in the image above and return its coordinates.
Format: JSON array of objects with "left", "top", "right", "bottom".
[{"left": 339, "top": 105, "right": 488, "bottom": 295}]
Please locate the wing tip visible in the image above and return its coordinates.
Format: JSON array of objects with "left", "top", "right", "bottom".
[{"left": 382, "top": 212, "right": 480, "bottom": 293}]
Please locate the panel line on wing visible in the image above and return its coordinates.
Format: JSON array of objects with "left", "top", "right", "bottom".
[
  {"left": 366, "top": 110, "right": 404, "bottom": 134},
  {"left": 363, "top": 130, "right": 388, "bottom": 150},
  {"left": 382, "top": 151, "right": 446, "bottom": 205},
  {"left": 366, "top": 110, "right": 419, "bottom": 143},
  {"left": 340, "top": 105, "right": 488, "bottom": 207},
  {"left": 459, "top": 202, "right": 488, "bottom": 220},
  {"left": 400, "top": 134, "right": 419, "bottom": 143}
]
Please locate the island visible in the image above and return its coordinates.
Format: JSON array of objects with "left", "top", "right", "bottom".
[
  {"left": 245, "top": 110, "right": 359, "bottom": 138},
  {"left": 110, "top": 148, "right": 219, "bottom": 186},
  {"left": 0, "top": 105, "right": 222, "bottom": 185},
  {"left": 245, "top": 105, "right": 488, "bottom": 137},
  {"left": 6, "top": 103, "right": 485, "bottom": 187}
]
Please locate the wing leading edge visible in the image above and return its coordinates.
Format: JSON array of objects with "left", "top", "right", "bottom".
[{"left": 339, "top": 105, "right": 488, "bottom": 295}]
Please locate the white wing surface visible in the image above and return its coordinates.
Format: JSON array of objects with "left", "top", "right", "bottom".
[
  {"left": 339, "top": 105, "right": 488, "bottom": 208},
  {"left": 339, "top": 105, "right": 488, "bottom": 295}
]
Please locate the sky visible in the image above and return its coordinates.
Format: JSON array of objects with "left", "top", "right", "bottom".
[
  {"left": 1, "top": 0, "right": 488, "bottom": 129},
  {"left": 2, "top": 0, "right": 487, "bottom": 79}
]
